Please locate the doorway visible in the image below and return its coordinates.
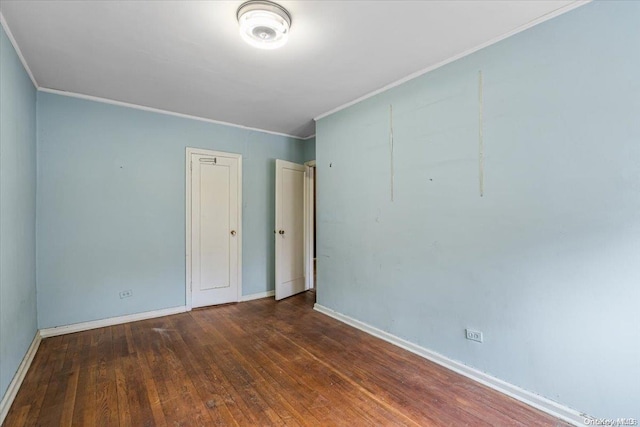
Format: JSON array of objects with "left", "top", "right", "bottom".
[
  {"left": 304, "top": 160, "right": 316, "bottom": 291},
  {"left": 274, "top": 159, "right": 316, "bottom": 300},
  {"left": 186, "top": 147, "right": 242, "bottom": 309}
]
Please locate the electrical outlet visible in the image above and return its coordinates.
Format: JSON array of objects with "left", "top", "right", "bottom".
[
  {"left": 119, "top": 290, "right": 133, "bottom": 299},
  {"left": 465, "top": 329, "right": 483, "bottom": 343}
]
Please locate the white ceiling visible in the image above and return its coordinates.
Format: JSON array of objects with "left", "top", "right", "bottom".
[{"left": 1, "top": 0, "right": 582, "bottom": 139}]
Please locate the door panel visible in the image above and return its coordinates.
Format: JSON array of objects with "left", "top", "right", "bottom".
[
  {"left": 275, "top": 160, "right": 306, "bottom": 300},
  {"left": 190, "top": 152, "right": 240, "bottom": 307},
  {"left": 199, "top": 162, "right": 230, "bottom": 290}
]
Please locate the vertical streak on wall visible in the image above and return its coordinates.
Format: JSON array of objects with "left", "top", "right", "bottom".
[
  {"left": 390, "top": 104, "right": 394, "bottom": 202},
  {"left": 478, "top": 71, "right": 484, "bottom": 197}
]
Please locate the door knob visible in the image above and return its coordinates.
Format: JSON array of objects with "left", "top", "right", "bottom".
[
  {"left": 230, "top": 230, "right": 237, "bottom": 236},
  {"left": 279, "top": 230, "right": 285, "bottom": 235}
]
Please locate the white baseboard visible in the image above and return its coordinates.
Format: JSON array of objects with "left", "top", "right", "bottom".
[
  {"left": 313, "top": 304, "right": 588, "bottom": 426},
  {"left": 39, "top": 306, "right": 188, "bottom": 338},
  {"left": 0, "top": 331, "right": 42, "bottom": 425},
  {"left": 39, "top": 295, "right": 273, "bottom": 339},
  {"left": 240, "top": 290, "right": 275, "bottom": 302}
]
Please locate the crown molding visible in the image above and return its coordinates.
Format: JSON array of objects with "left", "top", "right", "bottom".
[
  {"left": 38, "top": 87, "right": 308, "bottom": 140},
  {"left": 314, "top": 0, "right": 590, "bottom": 122},
  {"left": 0, "top": 11, "right": 38, "bottom": 88}
]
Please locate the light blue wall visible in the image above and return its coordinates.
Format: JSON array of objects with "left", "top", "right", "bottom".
[
  {"left": 303, "top": 136, "right": 316, "bottom": 162},
  {"left": 0, "top": 27, "right": 38, "bottom": 399},
  {"left": 316, "top": 1, "right": 640, "bottom": 420},
  {"left": 37, "top": 93, "right": 305, "bottom": 328}
]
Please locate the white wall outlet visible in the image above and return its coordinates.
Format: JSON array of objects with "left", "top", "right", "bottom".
[
  {"left": 119, "top": 290, "right": 133, "bottom": 299},
  {"left": 465, "top": 329, "right": 483, "bottom": 343}
]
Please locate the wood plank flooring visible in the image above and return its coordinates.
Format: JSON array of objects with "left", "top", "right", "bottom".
[{"left": 3, "top": 291, "right": 569, "bottom": 426}]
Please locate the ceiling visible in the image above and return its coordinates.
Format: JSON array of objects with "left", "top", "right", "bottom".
[{"left": 1, "top": 0, "right": 582, "bottom": 139}]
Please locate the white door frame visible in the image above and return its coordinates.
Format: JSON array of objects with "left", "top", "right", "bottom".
[
  {"left": 185, "top": 147, "right": 243, "bottom": 310},
  {"left": 303, "top": 160, "right": 316, "bottom": 290}
]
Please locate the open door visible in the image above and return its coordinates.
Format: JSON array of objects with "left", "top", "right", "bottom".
[
  {"left": 304, "top": 161, "right": 316, "bottom": 291},
  {"left": 275, "top": 159, "right": 306, "bottom": 300}
]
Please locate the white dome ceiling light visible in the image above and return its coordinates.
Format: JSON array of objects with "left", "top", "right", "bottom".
[{"left": 237, "top": 0, "right": 292, "bottom": 50}]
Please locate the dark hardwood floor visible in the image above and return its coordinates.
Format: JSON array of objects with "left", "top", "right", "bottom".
[{"left": 4, "top": 291, "right": 568, "bottom": 426}]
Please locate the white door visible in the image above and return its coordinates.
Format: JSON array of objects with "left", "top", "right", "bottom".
[
  {"left": 275, "top": 160, "right": 306, "bottom": 300},
  {"left": 188, "top": 149, "right": 241, "bottom": 308}
]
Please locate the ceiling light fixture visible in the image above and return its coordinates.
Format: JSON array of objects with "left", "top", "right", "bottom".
[{"left": 237, "top": 0, "right": 292, "bottom": 50}]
